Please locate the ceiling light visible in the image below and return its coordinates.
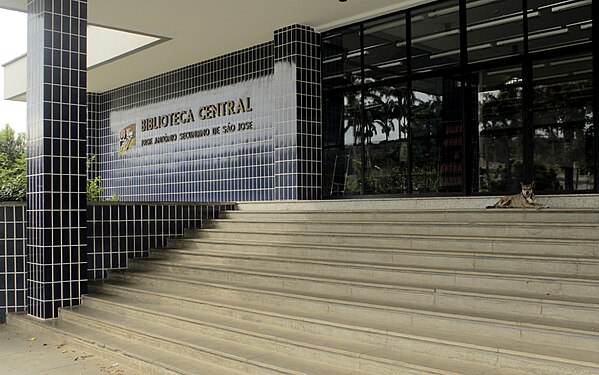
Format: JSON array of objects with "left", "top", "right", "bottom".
[
  {"left": 377, "top": 60, "right": 403, "bottom": 69},
  {"left": 552, "top": 0, "right": 591, "bottom": 12}
]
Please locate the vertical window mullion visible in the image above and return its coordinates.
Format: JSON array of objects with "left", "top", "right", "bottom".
[
  {"left": 406, "top": 9, "right": 413, "bottom": 195},
  {"left": 522, "top": 0, "right": 534, "bottom": 184},
  {"left": 594, "top": 0, "right": 599, "bottom": 192},
  {"left": 359, "top": 23, "right": 366, "bottom": 195},
  {"left": 459, "top": 0, "right": 469, "bottom": 195}
]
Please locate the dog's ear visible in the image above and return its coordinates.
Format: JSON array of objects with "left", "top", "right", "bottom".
[
  {"left": 520, "top": 181, "right": 524, "bottom": 188},
  {"left": 531, "top": 181, "right": 536, "bottom": 188}
]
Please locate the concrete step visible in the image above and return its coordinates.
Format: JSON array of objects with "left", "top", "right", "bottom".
[
  {"left": 205, "top": 219, "right": 599, "bottom": 240},
  {"left": 129, "top": 255, "right": 599, "bottom": 300},
  {"left": 158, "top": 245, "right": 599, "bottom": 278},
  {"left": 58, "top": 306, "right": 359, "bottom": 375},
  {"left": 80, "top": 292, "right": 504, "bottom": 375},
  {"left": 100, "top": 274, "right": 599, "bottom": 375},
  {"left": 233, "top": 196, "right": 599, "bottom": 211},
  {"left": 8, "top": 313, "right": 244, "bottom": 375},
  {"left": 191, "top": 228, "right": 599, "bottom": 258},
  {"left": 222, "top": 209, "right": 599, "bottom": 224},
  {"left": 170, "top": 236, "right": 599, "bottom": 259},
  {"left": 91, "top": 278, "right": 599, "bottom": 353},
  {"left": 109, "top": 270, "right": 599, "bottom": 325}
]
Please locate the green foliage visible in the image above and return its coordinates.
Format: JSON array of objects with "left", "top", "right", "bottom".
[
  {"left": 86, "top": 156, "right": 101, "bottom": 200},
  {"left": 86, "top": 155, "right": 118, "bottom": 201},
  {"left": 0, "top": 125, "right": 117, "bottom": 202},
  {"left": 86, "top": 174, "right": 103, "bottom": 201},
  {"left": 0, "top": 124, "right": 25, "bottom": 163},
  {"left": 0, "top": 125, "right": 26, "bottom": 201}
]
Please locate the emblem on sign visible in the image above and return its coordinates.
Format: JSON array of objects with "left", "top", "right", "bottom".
[{"left": 119, "top": 124, "right": 136, "bottom": 156}]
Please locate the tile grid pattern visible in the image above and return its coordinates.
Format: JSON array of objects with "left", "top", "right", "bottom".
[
  {"left": 274, "top": 25, "right": 322, "bottom": 200},
  {"left": 1, "top": 202, "right": 232, "bottom": 316},
  {"left": 90, "top": 25, "right": 322, "bottom": 202},
  {"left": 95, "top": 43, "right": 275, "bottom": 202},
  {"left": 87, "top": 203, "right": 233, "bottom": 279},
  {"left": 103, "top": 43, "right": 274, "bottom": 113},
  {"left": 86, "top": 92, "right": 101, "bottom": 179},
  {"left": 0, "top": 204, "right": 27, "bottom": 318},
  {"left": 26, "top": 0, "right": 88, "bottom": 319}
]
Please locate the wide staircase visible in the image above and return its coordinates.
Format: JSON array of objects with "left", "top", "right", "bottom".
[{"left": 11, "top": 202, "right": 599, "bottom": 374}]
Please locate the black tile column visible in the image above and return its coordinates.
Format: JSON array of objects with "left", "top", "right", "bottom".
[
  {"left": 26, "top": 0, "right": 88, "bottom": 319},
  {"left": 273, "top": 25, "right": 322, "bottom": 200}
]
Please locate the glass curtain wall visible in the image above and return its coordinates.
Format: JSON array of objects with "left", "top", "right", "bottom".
[
  {"left": 322, "top": 0, "right": 595, "bottom": 198},
  {"left": 362, "top": 15, "right": 408, "bottom": 195},
  {"left": 532, "top": 54, "right": 594, "bottom": 192}
]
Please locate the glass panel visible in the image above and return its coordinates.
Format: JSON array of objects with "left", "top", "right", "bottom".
[
  {"left": 322, "top": 26, "right": 362, "bottom": 90},
  {"left": 411, "top": 0, "right": 461, "bottom": 73},
  {"left": 533, "top": 54, "right": 594, "bottom": 192},
  {"left": 362, "top": 14, "right": 407, "bottom": 84},
  {"left": 363, "top": 85, "right": 409, "bottom": 195},
  {"left": 528, "top": 0, "right": 592, "bottom": 53},
  {"left": 322, "top": 90, "right": 365, "bottom": 197},
  {"left": 467, "top": 0, "right": 523, "bottom": 63},
  {"left": 475, "top": 65, "right": 524, "bottom": 192},
  {"left": 412, "top": 76, "right": 465, "bottom": 193}
]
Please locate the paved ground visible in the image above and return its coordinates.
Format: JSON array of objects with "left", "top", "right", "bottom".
[{"left": 0, "top": 323, "right": 139, "bottom": 375}]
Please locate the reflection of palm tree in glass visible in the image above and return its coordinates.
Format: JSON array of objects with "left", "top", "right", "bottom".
[
  {"left": 480, "top": 79, "right": 592, "bottom": 191},
  {"left": 343, "top": 94, "right": 361, "bottom": 145},
  {"left": 479, "top": 86, "right": 523, "bottom": 191},
  {"left": 533, "top": 81, "right": 591, "bottom": 190},
  {"left": 412, "top": 94, "right": 442, "bottom": 138},
  {"left": 411, "top": 93, "right": 442, "bottom": 192},
  {"left": 343, "top": 94, "right": 378, "bottom": 145},
  {"left": 370, "top": 88, "right": 406, "bottom": 142}
]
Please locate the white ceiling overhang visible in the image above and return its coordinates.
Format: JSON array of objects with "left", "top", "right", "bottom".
[{"left": 0, "top": 0, "right": 429, "bottom": 98}]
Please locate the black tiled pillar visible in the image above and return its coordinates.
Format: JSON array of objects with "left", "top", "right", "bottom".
[
  {"left": 273, "top": 25, "right": 322, "bottom": 200},
  {"left": 26, "top": 0, "right": 88, "bottom": 319}
]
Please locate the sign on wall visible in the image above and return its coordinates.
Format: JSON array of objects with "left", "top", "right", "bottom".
[
  {"left": 117, "top": 96, "right": 255, "bottom": 155},
  {"left": 111, "top": 78, "right": 272, "bottom": 158}
]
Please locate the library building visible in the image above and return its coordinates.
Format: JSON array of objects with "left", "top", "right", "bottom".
[{"left": 1, "top": 1, "right": 599, "bottom": 374}]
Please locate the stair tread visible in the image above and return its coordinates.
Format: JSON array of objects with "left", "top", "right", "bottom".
[
  {"left": 163, "top": 243, "right": 599, "bottom": 262},
  {"left": 11, "top": 314, "right": 244, "bottom": 375},
  {"left": 104, "top": 271, "right": 599, "bottom": 313},
  {"left": 128, "top": 259, "right": 599, "bottom": 306},
  {"left": 230, "top": 208, "right": 599, "bottom": 213},
  {"left": 211, "top": 218, "right": 599, "bottom": 229},
  {"left": 96, "top": 280, "right": 599, "bottom": 340},
  {"left": 100, "top": 273, "right": 599, "bottom": 366},
  {"left": 83, "top": 293, "right": 506, "bottom": 375},
  {"left": 137, "top": 257, "right": 599, "bottom": 287},
  {"left": 157, "top": 247, "right": 599, "bottom": 271},
  {"left": 63, "top": 305, "right": 359, "bottom": 375},
  {"left": 198, "top": 226, "right": 599, "bottom": 244}
]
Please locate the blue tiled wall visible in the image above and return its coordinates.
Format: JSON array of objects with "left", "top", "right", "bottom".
[
  {"left": 26, "top": 0, "right": 89, "bottom": 319},
  {"left": 273, "top": 25, "right": 322, "bottom": 200},
  {"left": 88, "top": 25, "right": 322, "bottom": 202},
  {"left": 0, "top": 202, "right": 232, "bottom": 317},
  {"left": 86, "top": 202, "right": 233, "bottom": 279},
  {"left": 0, "top": 204, "right": 27, "bottom": 317}
]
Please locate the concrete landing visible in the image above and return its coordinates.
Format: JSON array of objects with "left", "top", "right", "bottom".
[
  {"left": 0, "top": 322, "right": 138, "bottom": 375},
  {"left": 237, "top": 194, "right": 599, "bottom": 210}
]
